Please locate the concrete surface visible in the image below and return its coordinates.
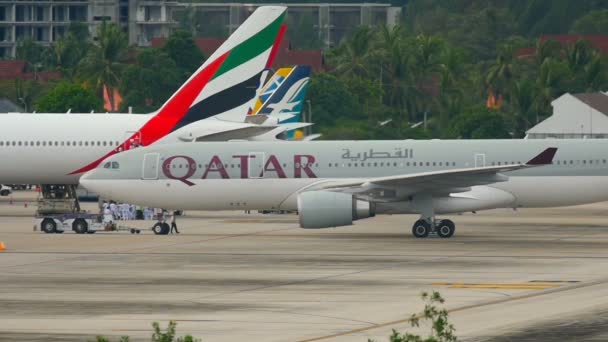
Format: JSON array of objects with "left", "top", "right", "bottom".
[{"left": 0, "top": 191, "right": 607, "bottom": 341}]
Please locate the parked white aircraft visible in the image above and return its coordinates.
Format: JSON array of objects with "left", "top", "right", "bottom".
[
  {"left": 81, "top": 139, "right": 608, "bottom": 237},
  {"left": 0, "top": 6, "right": 287, "bottom": 185}
]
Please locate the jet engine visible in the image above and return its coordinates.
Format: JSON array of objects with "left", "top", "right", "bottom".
[{"left": 297, "top": 191, "right": 375, "bottom": 228}]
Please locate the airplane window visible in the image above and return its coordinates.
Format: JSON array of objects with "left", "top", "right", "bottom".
[
  {"left": 103, "top": 162, "right": 111, "bottom": 169},
  {"left": 570, "top": 160, "right": 573, "bottom": 164},
  {"left": 348, "top": 163, "right": 351, "bottom": 167},
  {"left": 111, "top": 162, "right": 119, "bottom": 169},
  {"left": 0, "top": 142, "right": 3, "bottom": 146},
  {"left": 43, "top": 141, "right": 47, "bottom": 146},
  {"left": 102, "top": 141, "right": 107, "bottom": 146},
  {"left": 17, "top": 141, "right": 21, "bottom": 146},
  {"left": 452, "top": 162, "right": 456, "bottom": 166},
  {"left": 604, "top": 159, "right": 607, "bottom": 164},
  {"left": 78, "top": 141, "right": 82, "bottom": 146},
  {"left": 413, "top": 162, "right": 416, "bottom": 166},
  {"left": 354, "top": 163, "right": 358, "bottom": 167},
  {"left": 374, "top": 162, "right": 378, "bottom": 167},
  {"left": 85, "top": 142, "right": 89, "bottom": 146},
  {"left": 328, "top": 163, "right": 332, "bottom": 167}
]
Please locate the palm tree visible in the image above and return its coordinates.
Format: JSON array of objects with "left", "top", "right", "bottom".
[
  {"left": 485, "top": 43, "right": 515, "bottom": 103},
  {"left": 78, "top": 21, "right": 128, "bottom": 111},
  {"left": 329, "top": 26, "right": 375, "bottom": 79},
  {"left": 565, "top": 39, "right": 594, "bottom": 74},
  {"left": 510, "top": 79, "right": 538, "bottom": 134}
]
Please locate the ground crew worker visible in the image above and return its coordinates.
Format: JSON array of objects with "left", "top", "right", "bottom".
[{"left": 169, "top": 210, "right": 179, "bottom": 234}]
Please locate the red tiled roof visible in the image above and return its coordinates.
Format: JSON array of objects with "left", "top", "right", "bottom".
[
  {"left": 151, "top": 35, "right": 325, "bottom": 72},
  {"left": 516, "top": 35, "right": 608, "bottom": 60},
  {"left": 0, "top": 60, "right": 26, "bottom": 80},
  {"left": 541, "top": 35, "right": 608, "bottom": 54},
  {"left": 22, "top": 71, "right": 62, "bottom": 82},
  {"left": 515, "top": 47, "right": 536, "bottom": 59}
]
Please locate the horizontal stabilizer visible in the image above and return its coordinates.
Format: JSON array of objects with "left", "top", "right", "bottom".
[{"left": 194, "top": 125, "right": 277, "bottom": 141}]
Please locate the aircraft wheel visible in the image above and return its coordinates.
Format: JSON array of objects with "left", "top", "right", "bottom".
[
  {"left": 412, "top": 219, "right": 430, "bottom": 238},
  {"left": 437, "top": 219, "right": 455, "bottom": 238},
  {"left": 161, "top": 223, "right": 170, "bottom": 235},
  {"left": 73, "top": 219, "right": 88, "bottom": 234},
  {"left": 41, "top": 219, "right": 57, "bottom": 234},
  {"left": 152, "top": 223, "right": 164, "bottom": 235}
]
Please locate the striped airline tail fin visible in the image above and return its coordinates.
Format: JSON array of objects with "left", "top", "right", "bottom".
[
  {"left": 249, "top": 67, "right": 295, "bottom": 115},
  {"left": 138, "top": 6, "right": 287, "bottom": 144},
  {"left": 67, "top": 6, "right": 287, "bottom": 176},
  {"left": 257, "top": 65, "right": 311, "bottom": 123}
]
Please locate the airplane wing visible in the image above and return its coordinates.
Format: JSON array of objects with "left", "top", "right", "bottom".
[{"left": 314, "top": 147, "right": 557, "bottom": 201}]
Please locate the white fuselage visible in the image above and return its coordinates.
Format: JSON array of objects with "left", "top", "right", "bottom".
[
  {"left": 0, "top": 113, "right": 253, "bottom": 184},
  {"left": 81, "top": 139, "right": 608, "bottom": 215}
]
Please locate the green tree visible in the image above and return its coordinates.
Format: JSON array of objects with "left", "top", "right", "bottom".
[
  {"left": 536, "top": 57, "right": 572, "bottom": 117},
  {"left": 77, "top": 21, "right": 128, "bottom": 111},
  {"left": 450, "top": 106, "right": 512, "bottom": 139},
  {"left": 510, "top": 78, "right": 538, "bottom": 135},
  {"left": 307, "top": 73, "right": 361, "bottom": 130},
  {"left": 16, "top": 37, "right": 48, "bottom": 74},
  {"left": 371, "top": 291, "right": 458, "bottom": 342},
  {"left": 570, "top": 9, "right": 608, "bottom": 34},
  {"left": 36, "top": 82, "right": 103, "bottom": 113},
  {"left": 119, "top": 49, "right": 182, "bottom": 113},
  {"left": 13, "top": 79, "right": 45, "bottom": 112},
  {"left": 52, "top": 22, "right": 91, "bottom": 80},
  {"left": 152, "top": 321, "right": 200, "bottom": 342},
  {"left": 486, "top": 43, "right": 515, "bottom": 100},
  {"left": 328, "top": 26, "right": 376, "bottom": 79},
  {"left": 161, "top": 30, "right": 205, "bottom": 78}
]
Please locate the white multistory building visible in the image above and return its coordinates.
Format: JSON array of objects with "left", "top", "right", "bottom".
[{"left": 0, "top": 0, "right": 401, "bottom": 58}]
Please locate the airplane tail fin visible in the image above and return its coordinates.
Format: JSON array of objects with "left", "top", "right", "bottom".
[
  {"left": 70, "top": 7, "right": 287, "bottom": 175},
  {"left": 256, "top": 65, "right": 311, "bottom": 123},
  {"left": 249, "top": 67, "right": 294, "bottom": 115},
  {"left": 140, "top": 6, "right": 287, "bottom": 144}
]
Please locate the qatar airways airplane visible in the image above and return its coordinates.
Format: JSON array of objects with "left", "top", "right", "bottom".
[
  {"left": 0, "top": 6, "right": 287, "bottom": 185},
  {"left": 80, "top": 139, "right": 608, "bottom": 238}
]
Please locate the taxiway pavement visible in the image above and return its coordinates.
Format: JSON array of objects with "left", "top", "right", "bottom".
[{"left": 0, "top": 191, "right": 607, "bottom": 341}]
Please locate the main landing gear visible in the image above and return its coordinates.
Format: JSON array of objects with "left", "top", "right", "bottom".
[{"left": 412, "top": 218, "right": 456, "bottom": 238}]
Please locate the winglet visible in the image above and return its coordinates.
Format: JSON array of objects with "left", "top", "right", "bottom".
[{"left": 526, "top": 147, "right": 557, "bottom": 165}]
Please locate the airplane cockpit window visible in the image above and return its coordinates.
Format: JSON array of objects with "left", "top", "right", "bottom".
[
  {"left": 103, "top": 162, "right": 111, "bottom": 169},
  {"left": 111, "top": 162, "right": 120, "bottom": 169}
]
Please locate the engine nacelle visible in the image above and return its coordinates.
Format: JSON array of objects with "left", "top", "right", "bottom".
[{"left": 297, "top": 191, "right": 375, "bottom": 229}]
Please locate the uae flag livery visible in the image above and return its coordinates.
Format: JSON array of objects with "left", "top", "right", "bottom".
[{"left": 70, "top": 6, "right": 287, "bottom": 175}]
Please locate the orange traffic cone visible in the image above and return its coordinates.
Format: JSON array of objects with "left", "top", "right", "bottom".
[{"left": 0, "top": 242, "right": 5, "bottom": 251}]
